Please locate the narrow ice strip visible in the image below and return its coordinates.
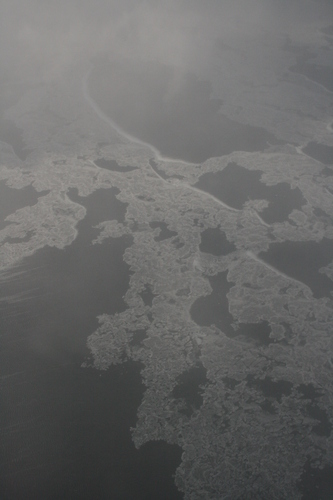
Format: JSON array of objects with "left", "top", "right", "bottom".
[
  {"left": 295, "top": 145, "right": 324, "bottom": 166},
  {"left": 183, "top": 184, "right": 240, "bottom": 213},
  {"left": 82, "top": 68, "right": 160, "bottom": 157},
  {"left": 82, "top": 67, "right": 195, "bottom": 167},
  {"left": 246, "top": 250, "right": 309, "bottom": 290},
  {"left": 252, "top": 210, "right": 270, "bottom": 227},
  {"left": 0, "top": 371, "right": 25, "bottom": 381},
  {"left": 295, "top": 73, "right": 333, "bottom": 95}
]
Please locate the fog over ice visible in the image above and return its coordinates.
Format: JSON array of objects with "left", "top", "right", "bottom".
[{"left": 1, "top": 0, "right": 332, "bottom": 85}]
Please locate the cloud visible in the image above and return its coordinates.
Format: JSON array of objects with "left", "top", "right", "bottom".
[{"left": 0, "top": 0, "right": 331, "bottom": 83}]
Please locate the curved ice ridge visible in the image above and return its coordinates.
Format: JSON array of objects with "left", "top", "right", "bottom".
[
  {"left": 246, "top": 250, "right": 311, "bottom": 291},
  {"left": 82, "top": 66, "right": 194, "bottom": 166},
  {"left": 82, "top": 66, "right": 257, "bottom": 217}
]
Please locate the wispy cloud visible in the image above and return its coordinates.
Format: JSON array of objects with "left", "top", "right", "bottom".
[{"left": 0, "top": 0, "right": 331, "bottom": 82}]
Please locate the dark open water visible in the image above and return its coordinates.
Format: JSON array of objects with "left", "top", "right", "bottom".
[
  {"left": 0, "top": 181, "right": 49, "bottom": 230},
  {"left": 259, "top": 238, "right": 333, "bottom": 299},
  {"left": 195, "top": 162, "right": 306, "bottom": 224},
  {"left": 190, "top": 271, "right": 272, "bottom": 347},
  {"left": 302, "top": 142, "right": 333, "bottom": 165},
  {"left": 0, "top": 186, "right": 183, "bottom": 499}
]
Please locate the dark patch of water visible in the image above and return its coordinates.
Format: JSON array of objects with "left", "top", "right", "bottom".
[
  {"left": 297, "top": 383, "right": 323, "bottom": 401},
  {"left": 195, "top": 163, "right": 305, "bottom": 223},
  {"left": 129, "top": 329, "right": 147, "bottom": 347},
  {"left": 0, "top": 181, "right": 50, "bottom": 230},
  {"left": 173, "top": 364, "right": 207, "bottom": 417},
  {"left": 261, "top": 184, "right": 306, "bottom": 224},
  {"left": 246, "top": 375, "right": 293, "bottom": 403},
  {"left": 306, "top": 405, "right": 332, "bottom": 437},
  {"left": 199, "top": 227, "right": 236, "bottom": 256},
  {"left": 258, "top": 238, "right": 333, "bottom": 299},
  {"left": 89, "top": 59, "right": 282, "bottom": 164},
  {"left": 68, "top": 186, "right": 127, "bottom": 226},
  {"left": 140, "top": 284, "right": 156, "bottom": 307},
  {"left": 190, "top": 271, "right": 272, "bottom": 345},
  {"left": 132, "top": 441, "right": 183, "bottom": 499},
  {"left": 190, "top": 271, "right": 234, "bottom": 333},
  {"left": 260, "top": 400, "right": 277, "bottom": 414},
  {"left": 0, "top": 118, "right": 32, "bottom": 161},
  {"left": 298, "top": 461, "right": 333, "bottom": 500},
  {"left": 238, "top": 322, "right": 273, "bottom": 347},
  {"left": 222, "top": 377, "right": 241, "bottom": 390},
  {"left": 94, "top": 158, "right": 138, "bottom": 172},
  {"left": 150, "top": 220, "right": 177, "bottom": 241},
  {"left": 2, "top": 230, "right": 34, "bottom": 244},
  {"left": 302, "top": 142, "right": 333, "bottom": 165},
  {"left": 0, "top": 186, "right": 183, "bottom": 499}
]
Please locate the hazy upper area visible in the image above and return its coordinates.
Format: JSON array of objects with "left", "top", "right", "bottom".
[{"left": 1, "top": 0, "right": 332, "bottom": 85}]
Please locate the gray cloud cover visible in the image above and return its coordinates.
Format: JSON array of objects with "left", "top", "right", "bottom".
[{"left": 1, "top": 0, "right": 332, "bottom": 83}]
